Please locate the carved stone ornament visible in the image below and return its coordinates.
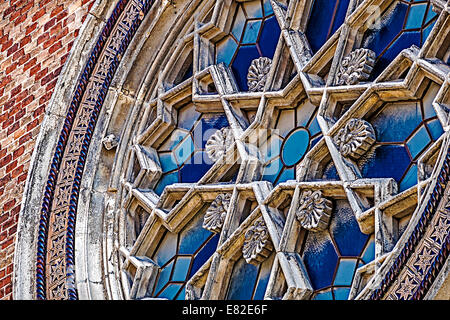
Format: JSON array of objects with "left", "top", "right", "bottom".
[
  {"left": 102, "top": 133, "right": 119, "bottom": 150},
  {"left": 336, "top": 48, "right": 375, "bottom": 86},
  {"left": 334, "top": 118, "right": 376, "bottom": 160},
  {"left": 247, "top": 57, "right": 272, "bottom": 92},
  {"left": 242, "top": 217, "right": 274, "bottom": 265},
  {"left": 296, "top": 189, "right": 333, "bottom": 232},
  {"left": 203, "top": 193, "right": 232, "bottom": 233},
  {"left": 205, "top": 127, "right": 234, "bottom": 162}
]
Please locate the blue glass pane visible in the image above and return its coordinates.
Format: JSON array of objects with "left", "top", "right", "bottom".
[
  {"left": 253, "top": 254, "right": 274, "bottom": 300},
  {"left": 172, "top": 256, "right": 192, "bottom": 281},
  {"left": 232, "top": 7, "right": 246, "bottom": 41},
  {"left": 371, "top": 102, "right": 422, "bottom": 143},
  {"left": 281, "top": 128, "right": 310, "bottom": 166},
  {"left": 227, "top": 258, "right": 259, "bottom": 300},
  {"left": 405, "top": 4, "right": 427, "bottom": 29},
  {"left": 258, "top": 16, "right": 280, "bottom": 58},
  {"left": 399, "top": 164, "right": 418, "bottom": 192},
  {"left": 179, "top": 214, "right": 213, "bottom": 254},
  {"left": 160, "top": 129, "right": 188, "bottom": 151},
  {"left": 364, "top": 2, "right": 408, "bottom": 56},
  {"left": 312, "top": 289, "right": 333, "bottom": 300},
  {"left": 323, "top": 162, "right": 340, "bottom": 180},
  {"left": 173, "top": 135, "right": 195, "bottom": 165},
  {"left": 243, "top": 1, "right": 263, "bottom": 18},
  {"left": 193, "top": 114, "right": 229, "bottom": 148},
  {"left": 178, "top": 105, "right": 200, "bottom": 130},
  {"left": 154, "top": 260, "right": 173, "bottom": 295},
  {"left": 330, "top": 203, "right": 368, "bottom": 256},
  {"left": 427, "top": 118, "right": 444, "bottom": 141},
  {"left": 361, "top": 145, "right": 411, "bottom": 183},
  {"left": 242, "top": 20, "right": 262, "bottom": 44},
  {"left": 296, "top": 102, "right": 316, "bottom": 127},
  {"left": 302, "top": 231, "right": 339, "bottom": 289},
  {"left": 333, "top": 259, "right": 358, "bottom": 286},
  {"left": 361, "top": 236, "right": 375, "bottom": 263},
  {"left": 305, "top": 0, "right": 339, "bottom": 53},
  {"left": 190, "top": 234, "right": 220, "bottom": 277},
  {"left": 231, "top": 45, "right": 260, "bottom": 91},
  {"left": 333, "top": 287, "right": 351, "bottom": 300},
  {"left": 155, "top": 171, "right": 179, "bottom": 195},
  {"left": 217, "top": 36, "right": 238, "bottom": 66},
  {"left": 159, "top": 152, "right": 178, "bottom": 173},
  {"left": 180, "top": 152, "right": 212, "bottom": 183},
  {"left": 153, "top": 232, "right": 177, "bottom": 266},
  {"left": 330, "top": 0, "right": 351, "bottom": 35},
  {"left": 423, "top": 21, "right": 435, "bottom": 43},
  {"left": 425, "top": 5, "right": 438, "bottom": 25},
  {"left": 176, "top": 286, "right": 186, "bottom": 300},
  {"left": 277, "top": 167, "right": 295, "bottom": 183},
  {"left": 263, "top": 0, "right": 273, "bottom": 16},
  {"left": 310, "top": 136, "right": 322, "bottom": 150},
  {"left": 158, "top": 283, "right": 183, "bottom": 300},
  {"left": 262, "top": 157, "right": 282, "bottom": 183},
  {"left": 262, "top": 135, "right": 282, "bottom": 162},
  {"left": 407, "top": 125, "right": 431, "bottom": 159},
  {"left": 308, "top": 117, "right": 321, "bottom": 137}
]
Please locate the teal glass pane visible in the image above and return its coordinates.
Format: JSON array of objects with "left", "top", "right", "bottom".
[
  {"left": 406, "top": 125, "right": 431, "bottom": 159},
  {"left": 154, "top": 260, "right": 173, "bottom": 295},
  {"left": 333, "top": 287, "right": 351, "bottom": 300},
  {"left": 262, "top": 157, "right": 282, "bottom": 183},
  {"left": 159, "top": 152, "right": 178, "bottom": 173},
  {"left": 178, "top": 105, "right": 200, "bottom": 131},
  {"left": 399, "top": 164, "right": 418, "bottom": 192},
  {"left": 425, "top": 5, "right": 438, "bottom": 25},
  {"left": 263, "top": 0, "right": 273, "bottom": 16},
  {"left": 176, "top": 286, "right": 186, "bottom": 300},
  {"left": 173, "top": 135, "right": 195, "bottom": 165},
  {"left": 281, "top": 128, "right": 310, "bottom": 167},
  {"left": 152, "top": 232, "right": 177, "bottom": 266},
  {"left": 242, "top": 20, "right": 262, "bottom": 44},
  {"left": 179, "top": 214, "right": 213, "bottom": 254},
  {"left": 333, "top": 259, "right": 358, "bottom": 286},
  {"left": 307, "top": 117, "right": 321, "bottom": 136},
  {"left": 226, "top": 258, "right": 259, "bottom": 300},
  {"left": 172, "top": 256, "right": 192, "bottom": 281},
  {"left": 427, "top": 118, "right": 444, "bottom": 141},
  {"left": 243, "top": 1, "right": 263, "bottom": 18},
  {"left": 217, "top": 36, "right": 238, "bottom": 66},
  {"left": 232, "top": 6, "right": 246, "bottom": 41},
  {"left": 405, "top": 4, "right": 428, "bottom": 29},
  {"left": 423, "top": 21, "right": 435, "bottom": 42},
  {"left": 155, "top": 171, "right": 179, "bottom": 195},
  {"left": 158, "top": 283, "right": 183, "bottom": 300},
  {"left": 361, "top": 236, "right": 375, "bottom": 264},
  {"left": 160, "top": 129, "right": 188, "bottom": 151},
  {"left": 277, "top": 167, "right": 295, "bottom": 183},
  {"left": 261, "top": 135, "right": 282, "bottom": 162},
  {"left": 312, "top": 289, "right": 333, "bottom": 300}
]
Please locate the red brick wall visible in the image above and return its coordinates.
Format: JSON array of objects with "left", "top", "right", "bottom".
[{"left": 0, "top": 0, "right": 95, "bottom": 300}]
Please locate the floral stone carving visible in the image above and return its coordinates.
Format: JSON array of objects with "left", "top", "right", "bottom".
[
  {"left": 247, "top": 57, "right": 272, "bottom": 92},
  {"left": 296, "top": 189, "right": 333, "bottom": 232},
  {"left": 336, "top": 48, "right": 375, "bottom": 86},
  {"left": 205, "top": 127, "right": 234, "bottom": 162},
  {"left": 203, "top": 193, "right": 232, "bottom": 233},
  {"left": 334, "top": 118, "right": 376, "bottom": 160},
  {"left": 242, "top": 217, "right": 274, "bottom": 265}
]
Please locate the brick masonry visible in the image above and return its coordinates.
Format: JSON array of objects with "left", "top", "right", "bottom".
[{"left": 0, "top": 0, "right": 95, "bottom": 300}]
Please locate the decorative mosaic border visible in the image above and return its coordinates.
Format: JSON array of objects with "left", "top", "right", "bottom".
[
  {"left": 369, "top": 145, "right": 450, "bottom": 300},
  {"left": 36, "top": 0, "right": 152, "bottom": 300}
]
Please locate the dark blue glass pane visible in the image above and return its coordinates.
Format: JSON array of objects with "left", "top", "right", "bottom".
[
  {"left": 330, "top": 0, "right": 351, "bottom": 35},
  {"left": 333, "top": 287, "right": 351, "bottom": 300},
  {"left": 180, "top": 152, "right": 212, "bottom": 183},
  {"left": 258, "top": 16, "right": 280, "bottom": 58},
  {"left": 302, "top": 231, "right": 339, "bottom": 290},
  {"left": 181, "top": 63, "right": 193, "bottom": 82},
  {"left": 333, "top": 259, "right": 358, "bottom": 286},
  {"left": 281, "top": 128, "right": 310, "bottom": 166},
  {"left": 305, "top": 0, "right": 339, "bottom": 53},
  {"left": 190, "top": 234, "right": 220, "bottom": 277},
  {"left": 253, "top": 254, "right": 274, "bottom": 300},
  {"left": 179, "top": 214, "right": 213, "bottom": 254},
  {"left": 371, "top": 102, "right": 422, "bottom": 143},
  {"left": 159, "top": 152, "right": 178, "bottom": 173},
  {"left": 312, "top": 289, "right": 333, "bottom": 300},
  {"left": 193, "top": 114, "right": 229, "bottom": 148},
  {"left": 330, "top": 203, "right": 368, "bottom": 256},
  {"left": 158, "top": 283, "right": 183, "bottom": 300},
  {"left": 323, "top": 162, "right": 340, "bottom": 180},
  {"left": 427, "top": 118, "right": 444, "bottom": 141},
  {"left": 231, "top": 45, "right": 260, "bottom": 91},
  {"left": 361, "top": 145, "right": 411, "bottom": 183},
  {"left": 399, "top": 164, "right": 418, "bottom": 192},
  {"left": 227, "top": 258, "right": 259, "bottom": 300}
]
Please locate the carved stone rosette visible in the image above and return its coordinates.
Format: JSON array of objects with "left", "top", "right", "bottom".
[
  {"left": 296, "top": 190, "right": 333, "bottom": 232},
  {"left": 336, "top": 48, "right": 375, "bottom": 86},
  {"left": 334, "top": 118, "right": 376, "bottom": 160},
  {"left": 247, "top": 57, "right": 272, "bottom": 92},
  {"left": 205, "top": 127, "right": 234, "bottom": 162},
  {"left": 203, "top": 193, "right": 232, "bottom": 233},
  {"left": 242, "top": 217, "right": 274, "bottom": 265}
]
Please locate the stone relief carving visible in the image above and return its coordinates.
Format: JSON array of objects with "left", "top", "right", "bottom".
[
  {"left": 203, "top": 193, "right": 232, "bottom": 233},
  {"left": 102, "top": 133, "right": 119, "bottom": 150},
  {"left": 205, "top": 127, "right": 234, "bottom": 162},
  {"left": 247, "top": 57, "right": 272, "bottom": 92},
  {"left": 336, "top": 48, "right": 375, "bottom": 85},
  {"left": 242, "top": 217, "right": 274, "bottom": 265},
  {"left": 296, "top": 189, "right": 333, "bottom": 232},
  {"left": 334, "top": 118, "right": 376, "bottom": 160}
]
